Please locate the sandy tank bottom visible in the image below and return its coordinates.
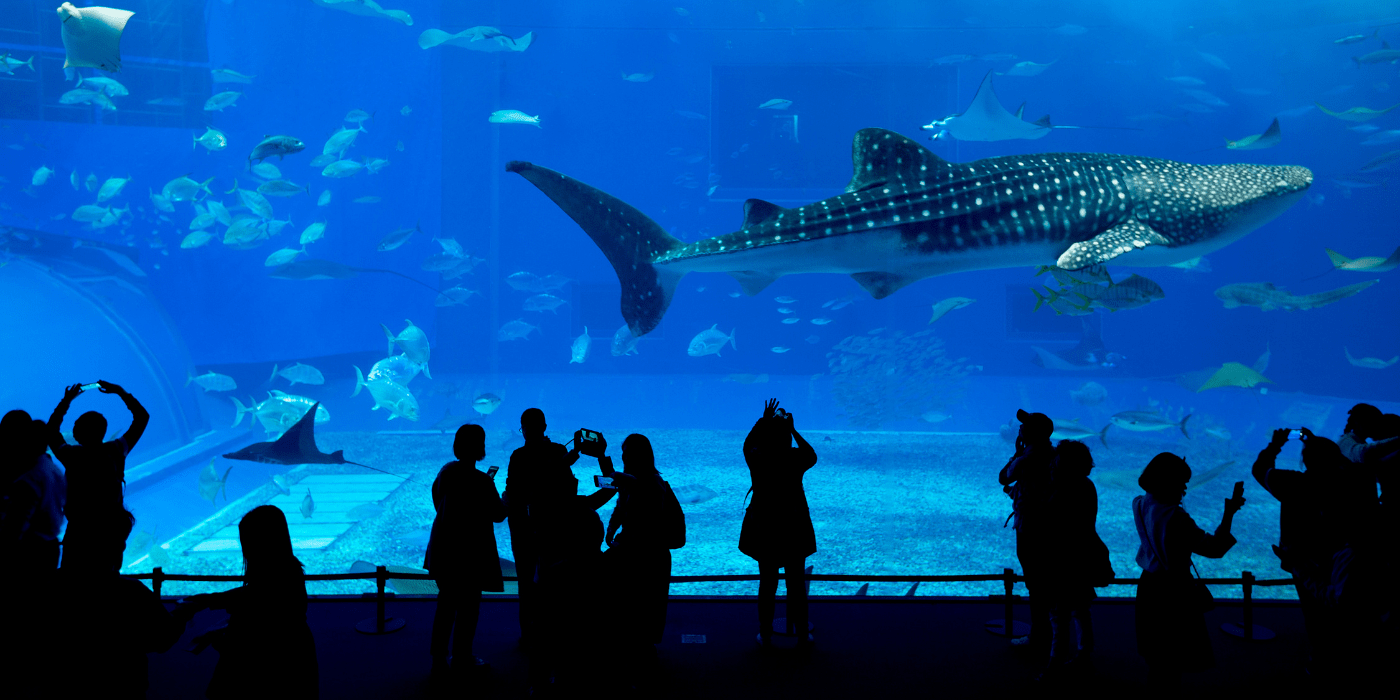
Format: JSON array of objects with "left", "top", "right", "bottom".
[{"left": 143, "top": 429, "right": 1293, "bottom": 600}]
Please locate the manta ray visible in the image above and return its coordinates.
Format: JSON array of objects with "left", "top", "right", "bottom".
[
  {"left": 921, "top": 71, "right": 1093, "bottom": 142},
  {"left": 508, "top": 128, "right": 1312, "bottom": 336},
  {"left": 223, "top": 402, "right": 361, "bottom": 466}
]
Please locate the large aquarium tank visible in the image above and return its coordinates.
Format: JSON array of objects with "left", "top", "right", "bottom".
[{"left": 2, "top": 1, "right": 1396, "bottom": 599}]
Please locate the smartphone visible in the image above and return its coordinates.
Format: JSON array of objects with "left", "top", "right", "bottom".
[
  {"left": 593, "top": 474, "right": 616, "bottom": 489},
  {"left": 1287, "top": 429, "right": 1302, "bottom": 440},
  {"left": 486, "top": 465, "right": 499, "bottom": 479},
  {"left": 575, "top": 429, "right": 606, "bottom": 458},
  {"left": 81, "top": 383, "right": 101, "bottom": 392},
  {"left": 1231, "top": 481, "right": 1244, "bottom": 500}
]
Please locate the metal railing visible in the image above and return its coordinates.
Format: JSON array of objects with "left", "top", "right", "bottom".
[{"left": 126, "top": 567, "right": 1293, "bottom": 639}]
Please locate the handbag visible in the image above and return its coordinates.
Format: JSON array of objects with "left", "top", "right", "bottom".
[
  {"left": 1187, "top": 563, "right": 1216, "bottom": 613},
  {"left": 1086, "top": 533, "right": 1115, "bottom": 588}
]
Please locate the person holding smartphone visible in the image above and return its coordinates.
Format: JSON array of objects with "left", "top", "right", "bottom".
[
  {"left": 1250, "top": 426, "right": 1378, "bottom": 677},
  {"left": 46, "top": 380, "right": 149, "bottom": 538},
  {"left": 424, "top": 424, "right": 506, "bottom": 679},
  {"left": 740, "top": 398, "right": 818, "bottom": 649},
  {"left": 1132, "top": 453, "right": 1246, "bottom": 689}
]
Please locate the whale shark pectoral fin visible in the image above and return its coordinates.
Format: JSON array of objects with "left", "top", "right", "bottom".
[
  {"left": 728, "top": 270, "right": 779, "bottom": 296},
  {"left": 850, "top": 271, "right": 915, "bottom": 299},
  {"left": 1057, "top": 220, "right": 1172, "bottom": 270},
  {"left": 845, "top": 128, "right": 949, "bottom": 193},
  {"left": 741, "top": 199, "right": 787, "bottom": 228}
]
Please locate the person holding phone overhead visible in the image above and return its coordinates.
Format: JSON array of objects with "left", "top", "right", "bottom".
[
  {"left": 741, "top": 398, "right": 818, "bottom": 649},
  {"left": 425, "top": 424, "right": 507, "bottom": 679},
  {"left": 1132, "top": 452, "right": 1246, "bottom": 689},
  {"left": 46, "top": 380, "right": 149, "bottom": 538}
]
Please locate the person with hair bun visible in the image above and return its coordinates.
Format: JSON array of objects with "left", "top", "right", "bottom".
[{"left": 1132, "top": 452, "right": 1245, "bottom": 689}]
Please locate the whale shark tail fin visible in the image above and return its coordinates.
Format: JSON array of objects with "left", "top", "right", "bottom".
[{"left": 507, "top": 161, "right": 683, "bottom": 337}]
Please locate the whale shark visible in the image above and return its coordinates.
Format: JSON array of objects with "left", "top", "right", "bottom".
[{"left": 508, "top": 127, "right": 1312, "bottom": 336}]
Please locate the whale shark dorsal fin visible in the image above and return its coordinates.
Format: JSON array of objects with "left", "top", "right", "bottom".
[
  {"left": 845, "top": 128, "right": 948, "bottom": 193},
  {"left": 741, "top": 198, "right": 786, "bottom": 229},
  {"left": 850, "top": 271, "right": 915, "bottom": 299},
  {"left": 1056, "top": 219, "right": 1172, "bottom": 269}
]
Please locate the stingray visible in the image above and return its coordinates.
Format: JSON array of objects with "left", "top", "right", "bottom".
[
  {"left": 1326, "top": 245, "right": 1400, "bottom": 273},
  {"left": 1226, "top": 118, "right": 1281, "bottom": 150},
  {"left": 269, "top": 258, "right": 447, "bottom": 297},
  {"left": 57, "top": 3, "right": 133, "bottom": 73},
  {"left": 1315, "top": 102, "right": 1399, "bottom": 122},
  {"left": 921, "top": 71, "right": 1132, "bottom": 142},
  {"left": 418, "top": 26, "right": 533, "bottom": 52},
  {"left": 1196, "top": 362, "right": 1272, "bottom": 392},
  {"left": 310, "top": 0, "right": 412, "bottom": 26}
]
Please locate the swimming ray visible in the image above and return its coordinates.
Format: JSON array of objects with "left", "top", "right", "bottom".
[
  {"left": 920, "top": 71, "right": 1135, "bottom": 142},
  {"left": 1226, "top": 118, "right": 1281, "bottom": 150}
]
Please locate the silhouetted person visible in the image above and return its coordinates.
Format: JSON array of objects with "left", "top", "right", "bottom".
[
  {"left": 425, "top": 424, "right": 506, "bottom": 678},
  {"left": 49, "top": 509, "right": 184, "bottom": 699},
  {"left": 504, "top": 407, "right": 579, "bottom": 648},
  {"left": 531, "top": 459, "right": 616, "bottom": 694},
  {"left": 174, "top": 506, "right": 318, "bottom": 699},
  {"left": 605, "top": 434, "right": 684, "bottom": 659},
  {"left": 47, "top": 381, "right": 148, "bottom": 541},
  {"left": 1, "top": 412, "right": 65, "bottom": 570},
  {"left": 1133, "top": 453, "right": 1245, "bottom": 690},
  {"left": 1339, "top": 404, "right": 1399, "bottom": 524},
  {"left": 998, "top": 409, "right": 1054, "bottom": 651},
  {"left": 1252, "top": 427, "right": 1379, "bottom": 678},
  {"left": 741, "top": 398, "right": 817, "bottom": 648},
  {"left": 1041, "top": 439, "right": 1111, "bottom": 676}
]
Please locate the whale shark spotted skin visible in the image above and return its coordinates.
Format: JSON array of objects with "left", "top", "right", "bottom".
[{"left": 508, "top": 128, "right": 1312, "bottom": 336}]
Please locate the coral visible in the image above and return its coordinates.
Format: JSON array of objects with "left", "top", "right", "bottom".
[{"left": 826, "top": 329, "right": 969, "bottom": 428}]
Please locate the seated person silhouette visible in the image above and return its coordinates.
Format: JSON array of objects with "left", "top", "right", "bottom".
[
  {"left": 47, "top": 381, "right": 148, "bottom": 538},
  {"left": 425, "top": 424, "right": 507, "bottom": 677},
  {"left": 740, "top": 399, "right": 818, "bottom": 649},
  {"left": 173, "top": 506, "right": 318, "bottom": 699},
  {"left": 51, "top": 509, "right": 185, "bottom": 699}
]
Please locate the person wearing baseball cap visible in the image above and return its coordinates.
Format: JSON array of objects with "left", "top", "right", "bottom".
[{"left": 998, "top": 409, "right": 1056, "bottom": 654}]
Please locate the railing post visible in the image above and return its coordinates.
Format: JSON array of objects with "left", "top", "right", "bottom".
[
  {"left": 1242, "top": 571, "right": 1254, "bottom": 641},
  {"left": 1003, "top": 568, "right": 1015, "bottom": 637},
  {"left": 375, "top": 565, "right": 387, "bottom": 634},
  {"left": 152, "top": 567, "right": 163, "bottom": 597}
]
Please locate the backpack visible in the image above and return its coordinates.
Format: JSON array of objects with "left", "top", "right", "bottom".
[{"left": 659, "top": 480, "right": 686, "bottom": 550}]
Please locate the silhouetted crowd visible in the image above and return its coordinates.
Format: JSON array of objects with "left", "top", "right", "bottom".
[{"left": 2, "top": 383, "right": 1397, "bottom": 697}]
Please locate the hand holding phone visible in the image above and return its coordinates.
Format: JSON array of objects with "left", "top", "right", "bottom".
[{"left": 1225, "top": 480, "right": 1246, "bottom": 513}]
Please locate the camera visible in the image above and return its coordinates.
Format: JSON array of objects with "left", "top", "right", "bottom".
[{"left": 574, "top": 429, "right": 606, "bottom": 458}]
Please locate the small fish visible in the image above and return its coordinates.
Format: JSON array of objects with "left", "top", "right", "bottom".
[
  {"left": 395, "top": 140, "right": 404, "bottom": 152},
  {"left": 687, "top": 325, "right": 736, "bottom": 357},
  {"left": 1000, "top": 60, "right": 1054, "bottom": 77},
  {"left": 570, "top": 328, "right": 591, "bottom": 364},
  {"left": 1109, "top": 411, "right": 1191, "bottom": 437},
  {"left": 497, "top": 318, "right": 540, "bottom": 341},
  {"left": 1253, "top": 343, "right": 1271, "bottom": 373},
  {"left": 920, "top": 411, "right": 952, "bottom": 423},
  {"left": 728, "top": 292, "right": 742, "bottom": 298},
  {"left": 211, "top": 68, "right": 255, "bottom": 83},
  {"left": 758, "top": 98, "right": 793, "bottom": 110},
  {"left": 146, "top": 97, "right": 185, "bottom": 106},
  {"left": 321, "top": 160, "right": 365, "bottom": 178},
  {"left": 1334, "top": 30, "right": 1376, "bottom": 45},
  {"left": 781, "top": 318, "right": 800, "bottom": 324},
  {"left": 354, "top": 196, "right": 382, "bottom": 204},
  {"left": 472, "top": 393, "right": 503, "bottom": 415},
  {"left": 249, "top": 135, "right": 306, "bottom": 165},
  {"left": 258, "top": 180, "right": 307, "bottom": 197},
  {"left": 374, "top": 223, "right": 424, "bottom": 254},
  {"left": 1359, "top": 150, "right": 1400, "bottom": 172},
  {"left": 621, "top": 72, "right": 654, "bottom": 82},
  {"left": 277, "top": 362, "right": 325, "bottom": 386},
  {"left": 364, "top": 158, "right": 390, "bottom": 175},
  {"left": 489, "top": 109, "right": 541, "bottom": 127},
  {"left": 345, "top": 108, "right": 372, "bottom": 125},
  {"left": 1345, "top": 347, "right": 1398, "bottom": 369},
  {"left": 264, "top": 247, "right": 304, "bottom": 267},
  {"left": 1198, "top": 51, "right": 1230, "bottom": 70},
  {"left": 436, "top": 286, "right": 480, "bottom": 306},
  {"left": 197, "top": 459, "right": 234, "bottom": 503},
  {"left": 1184, "top": 89, "right": 1229, "bottom": 108},
  {"left": 523, "top": 293, "right": 569, "bottom": 313},
  {"left": 204, "top": 91, "right": 241, "bottom": 111},
  {"left": 272, "top": 474, "right": 291, "bottom": 496},
  {"left": 300, "top": 222, "right": 326, "bottom": 245},
  {"left": 85, "top": 173, "right": 98, "bottom": 191},
  {"left": 777, "top": 307, "right": 793, "bottom": 314},
  {"left": 771, "top": 347, "right": 790, "bottom": 353},
  {"left": 775, "top": 296, "right": 798, "bottom": 303},
  {"left": 300, "top": 489, "right": 315, "bottom": 518},
  {"left": 1070, "top": 381, "right": 1108, "bottom": 406},
  {"left": 1204, "top": 426, "right": 1233, "bottom": 440},
  {"left": 181, "top": 231, "right": 215, "bottom": 249},
  {"left": 810, "top": 318, "right": 833, "bottom": 325},
  {"left": 317, "top": 190, "right": 332, "bottom": 206},
  {"left": 194, "top": 127, "right": 229, "bottom": 152},
  {"left": 401, "top": 105, "right": 412, "bottom": 116},
  {"left": 805, "top": 335, "right": 820, "bottom": 344},
  {"left": 928, "top": 297, "right": 975, "bottom": 323},
  {"left": 185, "top": 370, "right": 237, "bottom": 392},
  {"left": 31, "top": 166, "right": 54, "bottom": 187}
]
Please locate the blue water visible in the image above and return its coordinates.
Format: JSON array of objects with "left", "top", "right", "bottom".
[{"left": 2, "top": 2, "right": 1397, "bottom": 592}]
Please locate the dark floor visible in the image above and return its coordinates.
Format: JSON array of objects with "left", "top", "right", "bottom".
[{"left": 145, "top": 595, "right": 1323, "bottom": 699}]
